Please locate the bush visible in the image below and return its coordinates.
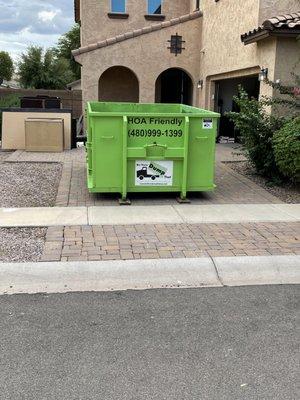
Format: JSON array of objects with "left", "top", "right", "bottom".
[
  {"left": 0, "top": 94, "right": 20, "bottom": 140},
  {"left": 227, "top": 87, "right": 285, "bottom": 179},
  {"left": 273, "top": 118, "right": 300, "bottom": 183}
]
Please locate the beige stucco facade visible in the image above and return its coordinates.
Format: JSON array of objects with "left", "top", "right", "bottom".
[
  {"left": 79, "top": 1, "right": 198, "bottom": 45},
  {"left": 76, "top": 15, "right": 201, "bottom": 105},
  {"left": 199, "top": 0, "right": 300, "bottom": 109},
  {"left": 74, "top": 0, "right": 300, "bottom": 116}
]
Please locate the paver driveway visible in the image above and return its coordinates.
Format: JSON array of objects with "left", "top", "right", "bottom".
[{"left": 6, "top": 144, "right": 281, "bottom": 206}]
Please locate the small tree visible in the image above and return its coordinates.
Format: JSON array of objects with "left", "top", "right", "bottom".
[
  {"left": 227, "top": 87, "right": 284, "bottom": 179},
  {"left": 54, "top": 24, "right": 81, "bottom": 80},
  {"left": 18, "top": 46, "right": 74, "bottom": 89},
  {"left": 227, "top": 70, "right": 299, "bottom": 181},
  {"left": 0, "top": 51, "right": 14, "bottom": 81},
  {"left": 273, "top": 117, "right": 300, "bottom": 183},
  {"left": 264, "top": 72, "right": 300, "bottom": 114}
]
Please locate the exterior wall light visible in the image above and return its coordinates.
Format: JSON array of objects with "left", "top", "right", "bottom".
[
  {"left": 197, "top": 80, "right": 204, "bottom": 89},
  {"left": 259, "top": 68, "right": 268, "bottom": 82}
]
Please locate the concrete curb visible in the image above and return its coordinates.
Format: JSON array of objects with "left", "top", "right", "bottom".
[
  {"left": 0, "top": 255, "right": 299, "bottom": 295},
  {"left": 214, "top": 255, "right": 300, "bottom": 286},
  {"left": 0, "top": 204, "right": 299, "bottom": 227}
]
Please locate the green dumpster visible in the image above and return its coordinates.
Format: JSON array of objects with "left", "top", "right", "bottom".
[{"left": 86, "top": 102, "right": 219, "bottom": 202}]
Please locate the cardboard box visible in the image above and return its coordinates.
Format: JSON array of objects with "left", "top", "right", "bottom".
[
  {"left": 1, "top": 110, "right": 71, "bottom": 150},
  {"left": 25, "top": 118, "right": 64, "bottom": 152}
]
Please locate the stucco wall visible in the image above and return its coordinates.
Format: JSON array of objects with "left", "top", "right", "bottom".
[
  {"left": 198, "top": 0, "right": 260, "bottom": 108},
  {"left": 274, "top": 38, "right": 300, "bottom": 84},
  {"left": 272, "top": 37, "right": 300, "bottom": 114},
  {"left": 197, "top": 0, "right": 299, "bottom": 109},
  {"left": 200, "top": 0, "right": 259, "bottom": 75},
  {"left": 259, "top": 0, "right": 300, "bottom": 24},
  {"left": 77, "top": 17, "right": 201, "bottom": 107},
  {"left": 81, "top": 0, "right": 192, "bottom": 46},
  {"left": 256, "top": 37, "right": 277, "bottom": 100}
]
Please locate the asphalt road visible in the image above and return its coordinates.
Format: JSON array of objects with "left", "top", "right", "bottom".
[{"left": 0, "top": 285, "right": 299, "bottom": 399}]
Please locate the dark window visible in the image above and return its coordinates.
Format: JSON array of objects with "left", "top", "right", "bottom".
[
  {"left": 168, "top": 34, "right": 185, "bottom": 56},
  {"left": 148, "top": 0, "right": 161, "bottom": 15},
  {"left": 196, "top": 0, "right": 200, "bottom": 9},
  {"left": 111, "top": 0, "right": 126, "bottom": 13}
]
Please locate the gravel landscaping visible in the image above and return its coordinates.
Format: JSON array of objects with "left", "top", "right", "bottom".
[
  {"left": 0, "top": 151, "right": 13, "bottom": 162},
  {"left": 0, "top": 227, "right": 46, "bottom": 262},
  {"left": 0, "top": 162, "right": 62, "bottom": 207},
  {"left": 226, "top": 161, "right": 300, "bottom": 204}
]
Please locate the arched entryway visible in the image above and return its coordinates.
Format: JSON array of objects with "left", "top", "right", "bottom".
[
  {"left": 155, "top": 68, "right": 193, "bottom": 105},
  {"left": 99, "top": 66, "right": 139, "bottom": 102}
]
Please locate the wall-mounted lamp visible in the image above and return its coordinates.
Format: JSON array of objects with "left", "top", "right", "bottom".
[
  {"left": 197, "top": 80, "right": 204, "bottom": 89},
  {"left": 258, "top": 68, "right": 268, "bottom": 82}
]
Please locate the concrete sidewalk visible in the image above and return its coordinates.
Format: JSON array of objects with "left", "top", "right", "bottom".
[
  {"left": 1, "top": 255, "right": 299, "bottom": 294},
  {"left": 0, "top": 203, "right": 299, "bottom": 227}
]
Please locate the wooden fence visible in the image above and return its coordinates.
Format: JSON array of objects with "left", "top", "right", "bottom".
[{"left": 0, "top": 88, "right": 82, "bottom": 118}]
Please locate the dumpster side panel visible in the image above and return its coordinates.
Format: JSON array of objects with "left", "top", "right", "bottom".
[
  {"left": 187, "top": 116, "right": 217, "bottom": 190},
  {"left": 92, "top": 116, "right": 123, "bottom": 191},
  {"left": 86, "top": 111, "right": 93, "bottom": 189}
]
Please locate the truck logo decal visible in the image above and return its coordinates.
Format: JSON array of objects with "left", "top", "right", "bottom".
[{"left": 135, "top": 161, "right": 173, "bottom": 186}]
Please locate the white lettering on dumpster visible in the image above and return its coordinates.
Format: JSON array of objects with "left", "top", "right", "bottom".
[
  {"left": 128, "top": 117, "right": 183, "bottom": 127},
  {"left": 135, "top": 161, "right": 173, "bottom": 186}
]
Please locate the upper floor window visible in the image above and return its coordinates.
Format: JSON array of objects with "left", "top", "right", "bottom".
[
  {"left": 111, "top": 0, "right": 126, "bottom": 13},
  {"left": 148, "top": 0, "right": 162, "bottom": 15}
]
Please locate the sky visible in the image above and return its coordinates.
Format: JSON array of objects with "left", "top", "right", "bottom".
[{"left": 0, "top": 0, "right": 75, "bottom": 62}]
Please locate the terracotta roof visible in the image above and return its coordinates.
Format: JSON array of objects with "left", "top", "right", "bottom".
[
  {"left": 72, "top": 10, "right": 202, "bottom": 57},
  {"left": 74, "top": 0, "right": 80, "bottom": 23},
  {"left": 241, "top": 12, "right": 300, "bottom": 44}
]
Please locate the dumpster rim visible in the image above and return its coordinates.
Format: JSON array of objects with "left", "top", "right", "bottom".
[{"left": 86, "top": 101, "right": 220, "bottom": 118}]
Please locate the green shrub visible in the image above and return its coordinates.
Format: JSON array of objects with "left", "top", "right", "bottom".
[
  {"left": 273, "top": 118, "right": 300, "bottom": 182},
  {"left": 0, "top": 94, "right": 20, "bottom": 140},
  {"left": 227, "top": 87, "right": 285, "bottom": 179}
]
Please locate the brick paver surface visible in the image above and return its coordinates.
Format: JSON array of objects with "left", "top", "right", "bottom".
[
  {"left": 5, "top": 145, "right": 282, "bottom": 206},
  {"left": 41, "top": 222, "right": 300, "bottom": 262}
]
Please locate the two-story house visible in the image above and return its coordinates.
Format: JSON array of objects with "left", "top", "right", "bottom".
[{"left": 73, "top": 0, "right": 299, "bottom": 136}]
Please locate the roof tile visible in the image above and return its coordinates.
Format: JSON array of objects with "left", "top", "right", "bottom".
[{"left": 242, "top": 11, "right": 300, "bottom": 43}]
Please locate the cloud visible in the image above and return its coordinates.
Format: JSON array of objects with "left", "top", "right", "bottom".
[
  {"left": 0, "top": 0, "right": 74, "bottom": 61},
  {"left": 38, "top": 10, "right": 58, "bottom": 23}
]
